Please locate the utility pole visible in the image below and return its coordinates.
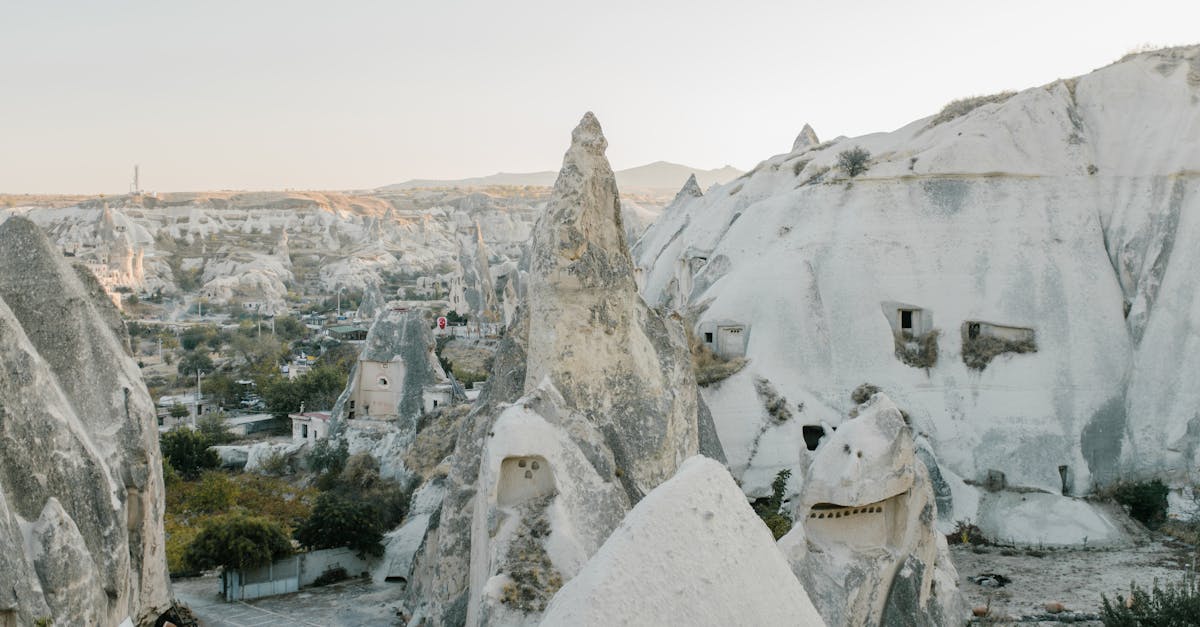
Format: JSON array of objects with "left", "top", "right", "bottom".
[{"left": 193, "top": 369, "right": 202, "bottom": 428}]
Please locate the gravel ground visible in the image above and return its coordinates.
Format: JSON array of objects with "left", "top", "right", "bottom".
[
  {"left": 952, "top": 536, "right": 1194, "bottom": 623},
  {"left": 173, "top": 575, "right": 409, "bottom": 626}
]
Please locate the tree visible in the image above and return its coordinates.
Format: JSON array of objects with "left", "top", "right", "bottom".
[
  {"left": 169, "top": 403, "right": 190, "bottom": 419},
  {"left": 177, "top": 349, "right": 214, "bottom": 378},
  {"left": 196, "top": 412, "right": 236, "bottom": 445},
  {"left": 837, "top": 147, "right": 871, "bottom": 178},
  {"left": 183, "top": 514, "right": 292, "bottom": 571},
  {"left": 161, "top": 427, "right": 220, "bottom": 479},
  {"left": 203, "top": 374, "right": 242, "bottom": 410},
  {"left": 307, "top": 438, "right": 349, "bottom": 478},
  {"left": 274, "top": 315, "right": 308, "bottom": 342},
  {"left": 293, "top": 492, "right": 384, "bottom": 557}
]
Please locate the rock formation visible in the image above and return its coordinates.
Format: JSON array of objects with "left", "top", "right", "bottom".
[
  {"left": 403, "top": 113, "right": 723, "bottom": 626},
  {"left": 328, "top": 307, "right": 446, "bottom": 479},
  {"left": 780, "top": 393, "right": 963, "bottom": 625},
  {"left": 634, "top": 45, "right": 1200, "bottom": 536},
  {"left": 792, "top": 123, "right": 820, "bottom": 152},
  {"left": 457, "top": 222, "right": 501, "bottom": 323},
  {"left": 541, "top": 456, "right": 824, "bottom": 626},
  {"left": 0, "top": 217, "right": 171, "bottom": 626}
]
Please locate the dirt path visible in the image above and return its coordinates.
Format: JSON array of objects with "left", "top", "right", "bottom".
[{"left": 952, "top": 537, "right": 1194, "bottom": 622}]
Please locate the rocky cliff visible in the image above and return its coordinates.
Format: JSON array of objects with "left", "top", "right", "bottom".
[
  {"left": 402, "top": 113, "right": 721, "bottom": 626},
  {"left": 0, "top": 218, "right": 171, "bottom": 626},
  {"left": 634, "top": 45, "right": 1200, "bottom": 540}
]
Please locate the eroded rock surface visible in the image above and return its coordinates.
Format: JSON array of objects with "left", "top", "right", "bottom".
[
  {"left": 0, "top": 217, "right": 170, "bottom": 626},
  {"left": 404, "top": 113, "right": 721, "bottom": 626},
  {"left": 781, "top": 393, "right": 962, "bottom": 626}
]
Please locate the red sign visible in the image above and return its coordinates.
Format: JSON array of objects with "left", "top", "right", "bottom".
[{"left": 437, "top": 317, "right": 447, "bottom": 329}]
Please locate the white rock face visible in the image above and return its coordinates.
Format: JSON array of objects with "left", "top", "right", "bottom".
[
  {"left": 540, "top": 456, "right": 825, "bottom": 626},
  {"left": 634, "top": 46, "right": 1200, "bottom": 523},
  {"left": 524, "top": 112, "right": 703, "bottom": 496},
  {"left": 2, "top": 189, "right": 547, "bottom": 314},
  {"left": 406, "top": 113, "right": 722, "bottom": 626},
  {"left": 783, "top": 394, "right": 962, "bottom": 626},
  {"left": 0, "top": 218, "right": 171, "bottom": 626},
  {"left": 792, "top": 123, "right": 820, "bottom": 152}
]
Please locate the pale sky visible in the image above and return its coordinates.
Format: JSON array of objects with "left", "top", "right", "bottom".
[{"left": 2, "top": 0, "right": 1197, "bottom": 194}]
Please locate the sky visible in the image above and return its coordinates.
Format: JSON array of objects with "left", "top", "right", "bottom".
[{"left": 1, "top": 0, "right": 1197, "bottom": 194}]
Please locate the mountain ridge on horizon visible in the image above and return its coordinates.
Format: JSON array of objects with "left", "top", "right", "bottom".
[{"left": 381, "top": 160, "right": 743, "bottom": 192}]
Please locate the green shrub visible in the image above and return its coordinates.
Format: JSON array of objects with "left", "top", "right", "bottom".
[
  {"left": 945, "top": 519, "right": 989, "bottom": 546},
  {"left": 161, "top": 427, "right": 220, "bottom": 480},
  {"left": 1112, "top": 479, "right": 1170, "bottom": 529},
  {"left": 258, "top": 450, "right": 293, "bottom": 476},
  {"left": 294, "top": 492, "right": 384, "bottom": 557},
  {"left": 1101, "top": 571, "right": 1200, "bottom": 625},
  {"left": 837, "top": 147, "right": 871, "bottom": 177},
  {"left": 308, "top": 438, "right": 349, "bottom": 477},
  {"left": 196, "top": 412, "right": 236, "bottom": 445},
  {"left": 311, "top": 567, "right": 349, "bottom": 587},
  {"left": 183, "top": 513, "right": 291, "bottom": 572},
  {"left": 752, "top": 469, "right": 794, "bottom": 540},
  {"left": 894, "top": 329, "right": 939, "bottom": 369}
]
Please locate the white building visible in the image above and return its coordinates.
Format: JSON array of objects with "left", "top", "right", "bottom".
[
  {"left": 290, "top": 411, "right": 331, "bottom": 443},
  {"left": 422, "top": 383, "right": 454, "bottom": 414}
]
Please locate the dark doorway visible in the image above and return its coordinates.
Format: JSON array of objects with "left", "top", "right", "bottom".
[{"left": 802, "top": 425, "right": 826, "bottom": 451}]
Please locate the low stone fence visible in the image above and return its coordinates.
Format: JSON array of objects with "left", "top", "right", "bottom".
[{"left": 220, "top": 547, "right": 374, "bottom": 602}]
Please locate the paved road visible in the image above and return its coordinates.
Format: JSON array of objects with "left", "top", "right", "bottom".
[{"left": 173, "top": 575, "right": 404, "bottom": 626}]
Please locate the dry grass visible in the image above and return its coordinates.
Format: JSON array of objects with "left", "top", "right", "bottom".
[
  {"left": 894, "top": 329, "right": 940, "bottom": 369},
  {"left": 688, "top": 330, "right": 747, "bottom": 386},
  {"left": 928, "top": 91, "right": 1017, "bottom": 127},
  {"left": 961, "top": 335, "right": 1036, "bottom": 371},
  {"left": 754, "top": 377, "right": 793, "bottom": 422},
  {"left": 499, "top": 495, "right": 563, "bottom": 613}
]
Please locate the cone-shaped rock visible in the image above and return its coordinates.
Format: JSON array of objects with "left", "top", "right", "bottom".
[
  {"left": 792, "top": 123, "right": 820, "bottom": 151},
  {"left": 673, "top": 173, "right": 704, "bottom": 204},
  {"left": 525, "top": 111, "right": 702, "bottom": 496}
]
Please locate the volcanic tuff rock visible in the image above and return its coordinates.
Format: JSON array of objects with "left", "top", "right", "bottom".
[
  {"left": 792, "top": 123, "right": 820, "bottom": 152},
  {"left": 780, "top": 393, "right": 962, "bottom": 625},
  {"left": 329, "top": 307, "right": 446, "bottom": 480},
  {"left": 1, "top": 189, "right": 544, "bottom": 314},
  {"left": 0, "top": 217, "right": 170, "bottom": 626},
  {"left": 540, "top": 456, "right": 824, "bottom": 626},
  {"left": 403, "top": 113, "right": 723, "bottom": 626},
  {"left": 634, "top": 45, "right": 1200, "bottom": 533}
]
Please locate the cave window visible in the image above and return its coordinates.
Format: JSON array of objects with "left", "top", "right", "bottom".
[
  {"left": 432, "top": 399, "right": 439, "bottom": 408},
  {"left": 900, "top": 309, "right": 915, "bottom": 332},
  {"left": 348, "top": 411, "right": 355, "bottom": 420},
  {"left": 1059, "top": 465, "right": 1073, "bottom": 496},
  {"left": 302, "top": 424, "right": 309, "bottom": 439},
  {"left": 802, "top": 425, "right": 826, "bottom": 451},
  {"left": 378, "top": 377, "right": 389, "bottom": 387},
  {"left": 349, "top": 400, "right": 355, "bottom": 409},
  {"left": 968, "top": 322, "right": 981, "bottom": 340},
  {"left": 704, "top": 332, "right": 714, "bottom": 343}
]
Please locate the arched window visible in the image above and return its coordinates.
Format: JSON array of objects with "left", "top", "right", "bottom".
[{"left": 378, "top": 377, "right": 389, "bottom": 387}]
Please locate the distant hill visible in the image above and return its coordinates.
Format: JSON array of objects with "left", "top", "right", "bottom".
[{"left": 382, "top": 161, "right": 743, "bottom": 193}]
